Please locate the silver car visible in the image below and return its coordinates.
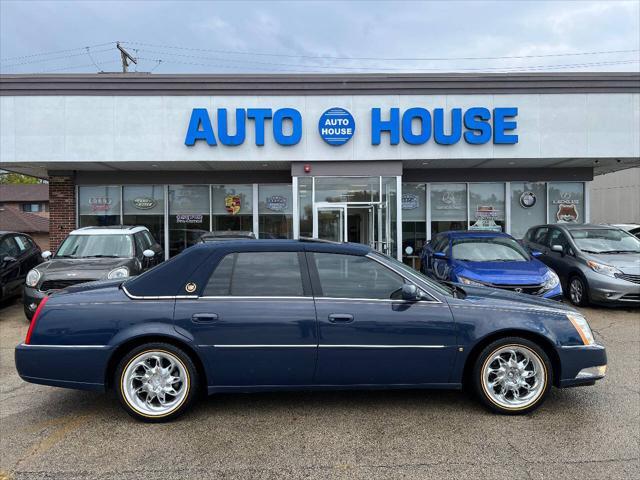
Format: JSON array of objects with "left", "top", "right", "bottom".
[{"left": 523, "top": 224, "right": 640, "bottom": 306}]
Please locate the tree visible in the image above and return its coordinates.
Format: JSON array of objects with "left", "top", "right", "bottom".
[{"left": 0, "top": 172, "right": 44, "bottom": 184}]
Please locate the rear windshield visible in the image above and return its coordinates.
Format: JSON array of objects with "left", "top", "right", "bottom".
[
  {"left": 569, "top": 229, "right": 640, "bottom": 254},
  {"left": 451, "top": 237, "right": 529, "bottom": 262},
  {"left": 56, "top": 234, "right": 133, "bottom": 258}
]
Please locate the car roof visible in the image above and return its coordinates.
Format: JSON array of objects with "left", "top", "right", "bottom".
[
  {"left": 70, "top": 226, "right": 149, "bottom": 235},
  {"left": 543, "top": 223, "right": 622, "bottom": 231},
  {"left": 188, "top": 239, "right": 371, "bottom": 255},
  {"left": 440, "top": 230, "right": 512, "bottom": 238}
]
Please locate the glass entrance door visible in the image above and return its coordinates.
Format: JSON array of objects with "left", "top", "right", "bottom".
[{"left": 313, "top": 203, "right": 347, "bottom": 242}]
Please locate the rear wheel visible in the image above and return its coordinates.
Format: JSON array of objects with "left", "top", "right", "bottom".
[
  {"left": 473, "top": 337, "right": 552, "bottom": 415},
  {"left": 114, "top": 343, "right": 198, "bottom": 422},
  {"left": 568, "top": 275, "right": 589, "bottom": 306}
]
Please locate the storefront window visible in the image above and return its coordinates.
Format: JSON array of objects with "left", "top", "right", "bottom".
[
  {"left": 298, "top": 177, "right": 313, "bottom": 238},
  {"left": 548, "top": 182, "right": 585, "bottom": 225},
  {"left": 78, "top": 186, "right": 121, "bottom": 227},
  {"left": 315, "top": 176, "right": 380, "bottom": 203},
  {"left": 510, "top": 182, "right": 546, "bottom": 238},
  {"left": 211, "top": 184, "right": 253, "bottom": 233},
  {"left": 401, "top": 183, "right": 426, "bottom": 268},
  {"left": 259, "top": 185, "right": 293, "bottom": 239},
  {"left": 469, "top": 183, "right": 505, "bottom": 232},
  {"left": 168, "top": 185, "right": 210, "bottom": 257},
  {"left": 123, "top": 185, "right": 165, "bottom": 246},
  {"left": 430, "top": 183, "right": 467, "bottom": 235}
]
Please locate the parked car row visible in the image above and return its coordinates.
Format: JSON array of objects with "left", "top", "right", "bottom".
[
  {"left": 419, "top": 224, "right": 640, "bottom": 307},
  {"left": 1, "top": 231, "right": 43, "bottom": 303}
]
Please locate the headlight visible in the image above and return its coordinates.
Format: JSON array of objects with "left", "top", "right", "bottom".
[
  {"left": 567, "top": 313, "right": 595, "bottom": 345},
  {"left": 25, "top": 269, "right": 41, "bottom": 287},
  {"left": 587, "top": 260, "right": 621, "bottom": 278},
  {"left": 542, "top": 270, "right": 560, "bottom": 291},
  {"left": 457, "top": 276, "right": 485, "bottom": 286},
  {"left": 107, "top": 266, "right": 129, "bottom": 279}
]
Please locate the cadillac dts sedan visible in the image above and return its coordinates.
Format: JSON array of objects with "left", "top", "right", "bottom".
[{"left": 15, "top": 240, "right": 606, "bottom": 422}]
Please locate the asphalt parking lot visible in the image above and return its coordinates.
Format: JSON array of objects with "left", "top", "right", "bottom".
[{"left": 0, "top": 298, "right": 638, "bottom": 480}]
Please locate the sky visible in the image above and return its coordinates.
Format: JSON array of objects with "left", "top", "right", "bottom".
[{"left": 1, "top": 0, "right": 639, "bottom": 74}]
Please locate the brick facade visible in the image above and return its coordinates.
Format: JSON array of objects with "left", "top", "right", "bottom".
[{"left": 48, "top": 175, "right": 76, "bottom": 252}]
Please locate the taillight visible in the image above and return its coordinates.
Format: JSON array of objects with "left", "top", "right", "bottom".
[{"left": 25, "top": 295, "right": 49, "bottom": 345}]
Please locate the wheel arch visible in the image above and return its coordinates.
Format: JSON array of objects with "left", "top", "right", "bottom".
[
  {"left": 105, "top": 334, "right": 208, "bottom": 393},
  {"left": 462, "top": 329, "right": 562, "bottom": 388}
]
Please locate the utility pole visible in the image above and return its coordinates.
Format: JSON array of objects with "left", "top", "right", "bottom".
[{"left": 116, "top": 42, "right": 137, "bottom": 73}]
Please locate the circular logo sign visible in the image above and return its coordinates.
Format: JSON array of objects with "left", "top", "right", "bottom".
[
  {"left": 132, "top": 197, "right": 157, "bottom": 210},
  {"left": 519, "top": 191, "right": 537, "bottom": 208},
  {"left": 318, "top": 107, "right": 355, "bottom": 146}
]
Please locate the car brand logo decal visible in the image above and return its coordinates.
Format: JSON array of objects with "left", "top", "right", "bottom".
[
  {"left": 185, "top": 282, "right": 197, "bottom": 293},
  {"left": 132, "top": 197, "right": 157, "bottom": 210},
  {"left": 265, "top": 195, "right": 287, "bottom": 212},
  {"left": 225, "top": 195, "right": 242, "bottom": 215},
  {"left": 401, "top": 193, "right": 419, "bottom": 210},
  {"left": 519, "top": 191, "right": 537, "bottom": 208}
]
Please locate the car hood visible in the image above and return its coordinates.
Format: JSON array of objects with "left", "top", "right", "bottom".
[
  {"left": 453, "top": 259, "right": 550, "bottom": 285},
  {"left": 452, "top": 285, "right": 576, "bottom": 314},
  {"left": 36, "top": 257, "right": 134, "bottom": 281},
  {"left": 582, "top": 253, "right": 640, "bottom": 275}
]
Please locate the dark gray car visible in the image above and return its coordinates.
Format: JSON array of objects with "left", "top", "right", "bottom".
[
  {"left": 23, "top": 226, "right": 163, "bottom": 319},
  {"left": 523, "top": 224, "right": 640, "bottom": 306}
]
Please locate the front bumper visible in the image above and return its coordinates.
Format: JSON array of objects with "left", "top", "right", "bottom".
[
  {"left": 23, "top": 286, "right": 47, "bottom": 319},
  {"left": 587, "top": 274, "right": 640, "bottom": 305},
  {"left": 558, "top": 344, "right": 608, "bottom": 388},
  {"left": 15, "top": 343, "right": 111, "bottom": 391}
]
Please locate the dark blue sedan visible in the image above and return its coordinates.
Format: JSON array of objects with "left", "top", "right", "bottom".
[
  {"left": 16, "top": 240, "right": 606, "bottom": 422},
  {"left": 421, "top": 231, "right": 563, "bottom": 300}
]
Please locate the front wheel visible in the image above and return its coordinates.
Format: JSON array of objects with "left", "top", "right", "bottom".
[
  {"left": 473, "top": 337, "right": 552, "bottom": 415},
  {"left": 568, "top": 276, "right": 589, "bottom": 306},
  {"left": 114, "top": 343, "right": 198, "bottom": 422}
]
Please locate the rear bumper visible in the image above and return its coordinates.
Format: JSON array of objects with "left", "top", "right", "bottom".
[
  {"left": 557, "top": 344, "right": 608, "bottom": 388},
  {"left": 15, "top": 343, "right": 111, "bottom": 391}
]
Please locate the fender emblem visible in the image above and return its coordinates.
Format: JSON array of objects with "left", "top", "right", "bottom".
[
  {"left": 185, "top": 282, "right": 197, "bottom": 293},
  {"left": 514, "top": 287, "right": 523, "bottom": 293}
]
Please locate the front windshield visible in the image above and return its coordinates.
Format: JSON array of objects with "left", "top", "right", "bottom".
[
  {"left": 451, "top": 237, "right": 529, "bottom": 262},
  {"left": 569, "top": 229, "right": 640, "bottom": 254},
  {"left": 371, "top": 252, "right": 454, "bottom": 297},
  {"left": 56, "top": 234, "right": 133, "bottom": 258}
]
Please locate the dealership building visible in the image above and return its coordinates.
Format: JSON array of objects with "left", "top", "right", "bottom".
[{"left": 1, "top": 73, "right": 639, "bottom": 267}]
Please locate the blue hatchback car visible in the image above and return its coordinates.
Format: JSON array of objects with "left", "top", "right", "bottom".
[
  {"left": 16, "top": 239, "right": 604, "bottom": 422},
  {"left": 421, "top": 231, "right": 563, "bottom": 300}
]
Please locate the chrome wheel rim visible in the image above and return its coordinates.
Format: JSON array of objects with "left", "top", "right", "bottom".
[
  {"left": 482, "top": 345, "right": 545, "bottom": 410},
  {"left": 570, "top": 279, "right": 583, "bottom": 304},
  {"left": 122, "top": 351, "right": 189, "bottom": 417}
]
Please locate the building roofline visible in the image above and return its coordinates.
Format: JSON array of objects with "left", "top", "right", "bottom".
[{"left": 1, "top": 72, "right": 639, "bottom": 95}]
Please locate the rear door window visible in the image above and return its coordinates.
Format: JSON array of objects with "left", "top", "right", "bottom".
[
  {"left": 14, "top": 235, "right": 29, "bottom": 252},
  {"left": 532, "top": 227, "right": 549, "bottom": 245},
  {"left": 204, "top": 251, "right": 305, "bottom": 297},
  {"left": 0, "top": 236, "right": 20, "bottom": 257}
]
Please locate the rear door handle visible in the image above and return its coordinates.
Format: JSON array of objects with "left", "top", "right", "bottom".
[
  {"left": 191, "top": 313, "right": 219, "bottom": 323},
  {"left": 328, "top": 313, "right": 354, "bottom": 323}
]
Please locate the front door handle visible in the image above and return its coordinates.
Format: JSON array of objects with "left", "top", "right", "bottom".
[
  {"left": 191, "top": 313, "right": 219, "bottom": 323},
  {"left": 328, "top": 313, "right": 354, "bottom": 323}
]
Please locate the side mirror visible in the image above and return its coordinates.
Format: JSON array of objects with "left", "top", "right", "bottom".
[
  {"left": 551, "top": 245, "right": 564, "bottom": 255},
  {"left": 2, "top": 256, "right": 16, "bottom": 264},
  {"left": 401, "top": 284, "right": 420, "bottom": 301},
  {"left": 142, "top": 249, "right": 155, "bottom": 258},
  {"left": 433, "top": 252, "right": 447, "bottom": 259},
  {"left": 41, "top": 251, "right": 52, "bottom": 260},
  {"left": 531, "top": 250, "right": 543, "bottom": 257}
]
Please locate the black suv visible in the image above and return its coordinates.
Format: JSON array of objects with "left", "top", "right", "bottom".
[{"left": 23, "top": 226, "right": 163, "bottom": 319}]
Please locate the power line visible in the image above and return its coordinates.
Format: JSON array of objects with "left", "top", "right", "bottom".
[
  {"left": 39, "top": 60, "right": 120, "bottom": 73},
  {"left": 122, "top": 41, "right": 640, "bottom": 62},
  {"left": 0, "top": 42, "right": 114, "bottom": 63},
  {"left": 136, "top": 49, "right": 639, "bottom": 73},
  {"left": 136, "top": 56, "right": 639, "bottom": 74},
  {"left": 1, "top": 48, "right": 114, "bottom": 69}
]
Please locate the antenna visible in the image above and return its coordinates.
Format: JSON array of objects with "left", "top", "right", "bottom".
[{"left": 116, "top": 42, "right": 137, "bottom": 73}]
